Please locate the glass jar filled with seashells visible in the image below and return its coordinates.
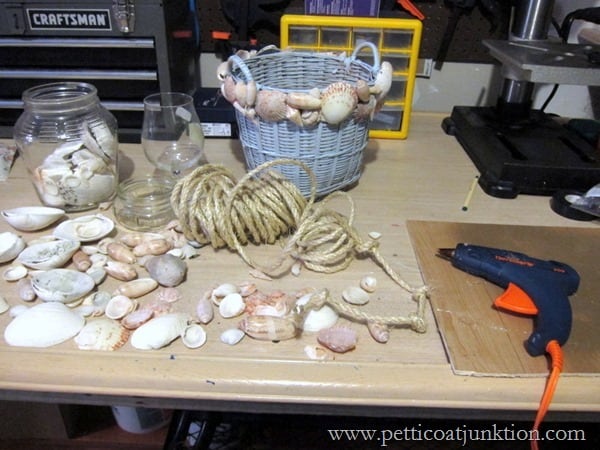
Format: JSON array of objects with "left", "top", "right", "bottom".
[{"left": 13, "top": 82, "right": 119, "bottom": 211}]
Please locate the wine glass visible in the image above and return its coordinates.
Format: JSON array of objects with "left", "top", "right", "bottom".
[{"left": 141, "top": 92, "right": 205, "bottom": 177}]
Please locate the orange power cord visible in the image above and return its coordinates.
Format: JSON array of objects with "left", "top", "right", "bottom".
[{"left": 530, "top": 340, "right": 564, "bottom": 450}]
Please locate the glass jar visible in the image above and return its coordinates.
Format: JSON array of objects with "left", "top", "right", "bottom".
[
  {"left": 13, "top": 82, "right": 119, "bottom": 211},
  {"left": 113, "top": 177, "right": 176, "bottom": 231}
]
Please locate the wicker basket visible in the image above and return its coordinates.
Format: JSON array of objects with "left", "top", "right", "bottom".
[{"left": 225, "top": 43, "right": 383, "bottom": 197}]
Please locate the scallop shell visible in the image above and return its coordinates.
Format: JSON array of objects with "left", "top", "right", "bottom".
[
  {"left": 254, "top": 90, "right": 289, "bottom": 122},
  {"left": 31, "top": 269, "right": 95, "bottom": 303},
  {"left": 145, "top": 254, "right": 187, "bottom": 287},
  {"left": 4, "top": 302, "right": 85, "bottom": 348},
  {"left": 320, "top": 82, "right": 358, "bottom": 125},
  {"left": 17, "top": 239, "right": 80, "bottom": 270},
  {"left": 53, "top": 214, "right": 114, "bottom": 242},
  {"left": 218, "top": 292, "right": 245, "bottom": 318},
  {"left": 0, "top": 231, "right": 26, "bottom": 264},
  {"left": 105, "top": 295, "right": 137, "bottom": 320},
  {"left": 181, "top": 323, "right": 207, "bottom": 349},
  {"left": 1, "top": 206, "right": 65, "bottom": 231},
  {"left": 130, "top": 312, "right": 189, "bottom": 350},
  {"left": 74, "top": 318, "right": 130, "bottom": 351},
  {"left": 220, "top": 328, "right": 245, "bottom": 345},
  {"left": 317, "top": 326, "right": 357, "bottom": 353}
]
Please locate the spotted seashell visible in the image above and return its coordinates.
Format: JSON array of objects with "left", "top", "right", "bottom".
[
  {"left": 254, "top": 90, "right": 288, "bottom": 122},
  {"left": 320, "top": 82, "right": 358, "bottom": 125},
  {"left": 74, "top": 318, "right": 130, "bottom": 351}
]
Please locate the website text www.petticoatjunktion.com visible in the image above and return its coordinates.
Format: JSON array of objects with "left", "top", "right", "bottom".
[{"left": 326, "top": 423, "right": 587, "bottom": 447}]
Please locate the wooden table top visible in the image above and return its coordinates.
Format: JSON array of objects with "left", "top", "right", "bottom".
[{"left": 0, "top": 113, "right": 597, "bottom": 419}]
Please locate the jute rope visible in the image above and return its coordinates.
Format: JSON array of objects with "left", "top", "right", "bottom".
[{"left": 170, "top": 159, "right": 428, "bottom": 333}]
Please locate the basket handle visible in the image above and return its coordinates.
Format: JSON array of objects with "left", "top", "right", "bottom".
[
  {"left": 228, "top": 54, "right": 255, "bottom": 84},
  {"left": 348, "top": 41, "right": 381, "bottom": 75}
]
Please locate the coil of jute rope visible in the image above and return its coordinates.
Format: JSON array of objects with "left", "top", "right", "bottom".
[{"left": 170, "top": 158, "right": 428, "bottom": 333}]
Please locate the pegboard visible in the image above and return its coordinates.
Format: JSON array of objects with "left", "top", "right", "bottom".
[{"left": 197, "top": 1, "right": 510, "bottom": 64}]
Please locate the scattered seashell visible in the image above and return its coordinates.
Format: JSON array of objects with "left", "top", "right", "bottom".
[
  {"left": 238, "top": 281, "right": 257, "bottom": 297},
  {"left": 301, "top": 305, "right": 339, "bottom": 333},
  {"left": 1, "top": 206, "right": 65, "bottom": 231},
  {"left": 31, "top": 269, "right": 95, "bottom": 303},
  {"left": 9, "top": 304, "right": 29, "bottom": 318},
  {"left": 0, "top": 231, "right": 26, "bottom": 264},
  {"left": 113, "top": 278, "right": 158, "bottom": 299},
  {"left": 72, "top": 250, "right": 92, "bottom": 271},
  {"left": 304, "top": 345, "right": 332, "bottom": 361},
  {"left": 81, "top": 290, "right": 111, "bottom": 316},
  {"left": 368, "top": 231, "right": 381, "bottom": 240},
  {"left": 196, "top": 297, "right": 214, "bottom": 324},
  {"left": 218, "top": 292, "right": 245, "bottom": 318},
  {"left": 155, "top": 287, "right": 182, "bottom": 303},
  {"left": 97, "top": 237, "right": 116, "bottom": 254},
  {"left": 342, "top": 286, "right": 370, "bottom": 305},
  {"left": 4, "top": 302, "right": 85, "bottom": 348},
  {"left": 143, "top": 298, "right": 172, "bottom": 315},
  {"left": 74, "top": 318, "right": 130, "bottom": 351},
  {"left": 317, "top": 326, "right": 357, "bottom": 353},
  {"left": 291, "top": 260, "right": 302, "bottom": 277},
  {"left": 121, "top": 308, "right": 154, "bottom": 330},
  {"left": 220, "top": 328, "right": 245, "bottom": 345},
  {"left": 107, "top": 242, "right": 136, "bottom": 264},
  {"left": 104, "top": 261, "right": 137, "bottom": 281},
  {"left": 86, "top": 266, "right": 107, "bottom": 285},
  {"left": 130, "top": 312, "right": 189, "bottom": 350},
  {"left": 3, "top": 263, "right": 28, "bottom": 281},
  {"left": 132, "top": 238, "right": 172, "bottom": 257},
  {"left": 17, "top": 277, "right": 36, "bottom": 302},
  {"left": 181, "top": 323, "right": 207, "bottom": 349},
  {"left": 89, "top": 253, "right": 108, "bottom": 267},
  {"left": 359, "top": 275, "right": 377, "bottom": 293},
  {"left": 320, "top": 82, "right": 358, "bottom": 125},
  {"left": 53, "top": 214, "right": 114, "bottom": 242},
  {"left": 17, "top": 239, "right": 79, "bottom": 270},
  {"left": 211, "top": 283, "right": 239, "bottom": 304},
  {"left": 238, "top": 315, "right": 298, "bottom": 341},
  {"left": 105, "top": 295, "right": 137, "bottom": 320},
  {"left": 119, "top": 232, "right": 162, "bottom": 247},
  {"left": 0, "top": 295, "right": 8, "bottom": 314},
  {"left": 145, "top": 254, "right": 187, "bottom": 287},
  {"left": 367, "top": 321, "right": 390, "bottom": 344}
]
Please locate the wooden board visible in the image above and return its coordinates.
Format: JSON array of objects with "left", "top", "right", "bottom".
[{"left": 407, "top": 220, "right": 600, "bottom": 377}]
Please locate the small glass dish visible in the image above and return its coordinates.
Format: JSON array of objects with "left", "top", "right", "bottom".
[{"left": 113, "top": 177, "right": 176, "bottom": 231}]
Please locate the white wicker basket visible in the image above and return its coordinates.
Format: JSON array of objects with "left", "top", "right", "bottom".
[{"left": 225, "top": 42, "right": 383, "bottom": 197}]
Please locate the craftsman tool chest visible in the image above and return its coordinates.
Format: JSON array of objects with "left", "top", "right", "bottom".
[{"left": 0, "top": 0, "right": 200, "bottom": 141}]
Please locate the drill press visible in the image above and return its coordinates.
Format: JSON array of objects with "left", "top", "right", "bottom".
[{"left": 442, "top": 0, "right": 600, "bottom": 198}]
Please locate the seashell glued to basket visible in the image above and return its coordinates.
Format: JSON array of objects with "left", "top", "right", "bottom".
[
  {"left": 219, "top": 42, "right": 388, "bottom": 197},
  {"left": 1, "top": 206, "right": 65, "bottom": 231}
]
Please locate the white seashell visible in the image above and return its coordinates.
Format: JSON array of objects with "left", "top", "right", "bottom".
[
  {"left": 218, "top": 292, "right": 245, "bottom": 318},
  {"left": 1, "top": 206, "right": 65, "bottom": 231},
  {"left": 196, "top": 297, "right": 214, "bottom": 324},
  {"left": 113, "top": 278, "right": 158, "bottom": 299},
  {"left": 372, "top": 61, "right": 393, "bottom": 100},
  {"left": 0, "top": 231, "right": 26, "bottom": 263},
  {"left": 211, "top": 283, "right": 239, "bottom": 305},
  {"left": 9, "top": 304, "right": 29, "bottom": 318},
  {"left": 359, "top": 275, "right": 377, "bottom": 293},
  {"left": 320, "top": 82, "right": 358, "bottom": 125},
  {"left": 3, "top": 263, "right": 28, "bottom": 281},
  {"left": 17, "top": 278, "right": 36, "bottom": 302},
  {"left": 317, "top": 326, "right": 357, "bottom": 353},
  {"left": 4, "top": 302, "right": 85, "bottom": 348},
  {"left": 105, "top": 295, "right": 137, "bottom": 320},
  {"left": 220, "top": 328, "right": 245, "bottom": 345},
  {"left": 121, "top": 308, "right": 154, "bottom": 330},
  {"left": 302, "top": 305, "right": 339, "bottom": 333},
  {"left": 130, "top": 312, "right": 189, "bottom": 350},
  {"left": 368, "top": 231, "right": 382, "bottom": 240},
  {"left": 181, "top": 323, "right": 207, "bottom": 349},
  {"left": 17, "top": 239, "right": 80, "bottom": 270},
  {"left": 53, "top": 214, "right": 114, "bottom": 242},
  {"left": 342, "top": 286, "right": 370, "bottom": 305},
  {"left": 86, "top": 266, "right": 107, "bottom": 285},
  {"left": 304, "top": 345, "right": 332, "bottom": 361},
  {"left": 31, "top": 269, "right": 95, "bottom": 303},
  {"left": 74, "top": 318, "right": 130, "bottom": 351},
  {"left": 0, "top": 294, "right": 9, "bottom": 314},
  {"left": 81, "top": 290, "right": 111, "bottom": 316}
]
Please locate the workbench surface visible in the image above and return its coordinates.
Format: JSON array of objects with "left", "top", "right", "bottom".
[{"left": 0, "top": 113, "right": 597, "bottom": 419}]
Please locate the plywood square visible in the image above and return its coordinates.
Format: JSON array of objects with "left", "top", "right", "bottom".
[{"left": 406, "top": 220, "right": 600, "bottom": 377}]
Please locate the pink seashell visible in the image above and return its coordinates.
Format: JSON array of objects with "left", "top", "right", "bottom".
[
  {"left": 155, "top": 286, "right": 182, "bottom": 303},
  {"left": 254, "top": 90, "right": 288, "bottom": 122},
  {"left": 367, "top": 321, "right": 390, "bottom": 344},
  {"left": 121, "top": 308, "right": 154, "bottom": 330},
  {"left": 317, "top": 326, "right": 357, "bottom": 353}
]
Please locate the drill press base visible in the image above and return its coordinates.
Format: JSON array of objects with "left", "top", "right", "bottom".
[{"left": 442, "top": 106, "right": 600, "bottom": 198}]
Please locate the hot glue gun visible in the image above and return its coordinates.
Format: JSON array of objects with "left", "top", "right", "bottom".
[{"left": 437, "top": 244, "right": 580, "bottom": 357}]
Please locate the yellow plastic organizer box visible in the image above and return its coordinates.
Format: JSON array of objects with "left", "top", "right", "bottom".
[{"left": 280, "top": 14, "right": 422, "bottom": 139}]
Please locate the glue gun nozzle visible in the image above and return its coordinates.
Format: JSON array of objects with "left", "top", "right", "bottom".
[{"left": 436, "top": 248, "right": 455, "bottom": 261}]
